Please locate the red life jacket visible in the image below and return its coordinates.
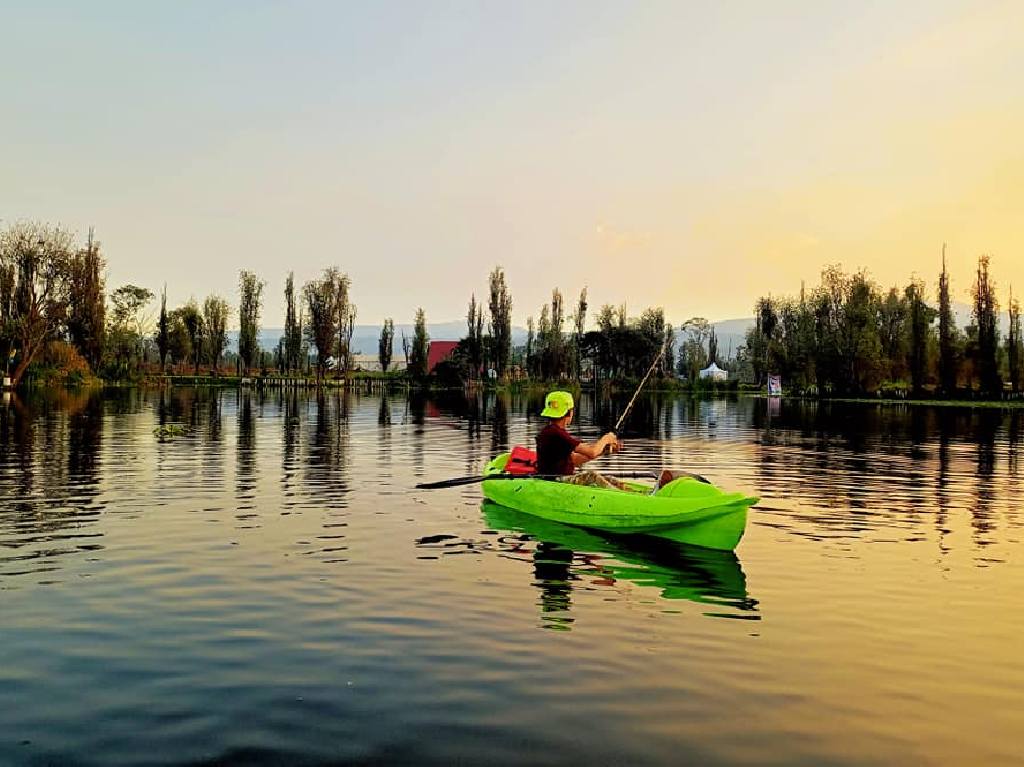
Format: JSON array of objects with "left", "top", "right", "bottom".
[{"left": 506, "top": 445, "right": 538, "bottom": 475}]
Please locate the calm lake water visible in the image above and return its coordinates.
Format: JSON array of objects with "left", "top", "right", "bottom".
[{"left": 1, "top": 387, "right": 1022, "bottom": 765}]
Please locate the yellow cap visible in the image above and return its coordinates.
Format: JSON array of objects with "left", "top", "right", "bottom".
[{"left": 540, "top": 390, "right": 574, "bottom": 418}]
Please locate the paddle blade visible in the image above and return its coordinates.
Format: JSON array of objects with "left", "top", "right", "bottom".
[{"left": 415, "top": 475, "right": 490, "bottom": 490}]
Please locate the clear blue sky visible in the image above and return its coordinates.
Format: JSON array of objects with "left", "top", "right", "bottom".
[{"left": 3, "top": 1, "right": 1022, "bottom": 328}]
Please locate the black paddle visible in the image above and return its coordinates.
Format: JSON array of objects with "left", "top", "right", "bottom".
[{"left": 415, "top": 469, "right": 709, "bottom": 490}]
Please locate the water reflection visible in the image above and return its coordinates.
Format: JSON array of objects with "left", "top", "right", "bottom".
[
  {"left": 415, "top": 501, "right": 757, "bottom": 629},
  {"left": 3, "top": 387, "right": 1024, "bottom": 765},
  {"left": 0, "top": 390, "right": 106, "bottom": 582},
  {"left": 1009, "top": 411, "right": 1020, "bottom": 478},
  {"left": 281, "top": 388, "right": 302, "bottom": 502},
  {"left": 302, "top": 391, "right": 352, "bottom": 517},
  {"left": 206, "top": 388, "right": 223, "bottom": 443},
  {"left": 236, "top": 389, "right": 258, "bottom": 523},
  {"left": 489, "top": 394, "right": 509, "bottom": 457},
  {"left": 3, "top": 387, "right": 1022, "bottom": 593},
  {"left": 377, "top": 395, "right": 391, "bottom": 428}
]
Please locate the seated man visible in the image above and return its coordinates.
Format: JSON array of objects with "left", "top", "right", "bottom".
[{"left": 535, "top": 390, "right": 627, "bottom": 490}]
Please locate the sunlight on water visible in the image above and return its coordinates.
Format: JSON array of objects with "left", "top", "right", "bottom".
[{"left": 1, "top": 388, "right": 1021, "bottom": 765}]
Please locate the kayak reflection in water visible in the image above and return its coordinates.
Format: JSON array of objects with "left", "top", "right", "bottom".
[
  {"left": 479, "top": 501, "right": 757, "bottom": 620},
  {"left": 536, "top": 390, "right": 627, "bottom": 490},
  {"left": 532, "top": 541, "right": 576, "bottom": 628}
]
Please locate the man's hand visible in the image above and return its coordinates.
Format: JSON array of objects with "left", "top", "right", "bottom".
[
  {"left": 601, "top": 432, "right": 623, "bottom": 454},
  {"left": 577, "top": 432, "right": 625, "bottom": 462}
]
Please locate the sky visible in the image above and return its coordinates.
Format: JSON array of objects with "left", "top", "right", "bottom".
[{"left": 2, "top": 0, "right": 1023, "bottom": 329}]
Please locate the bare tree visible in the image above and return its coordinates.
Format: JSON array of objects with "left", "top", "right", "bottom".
[{"left": 0, "top": 222, "right": 75, "bottom": 386}]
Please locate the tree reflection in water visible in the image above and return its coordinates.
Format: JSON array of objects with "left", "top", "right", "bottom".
[{"left": 0, "top": 389, "right": 106, "bottom": 581}]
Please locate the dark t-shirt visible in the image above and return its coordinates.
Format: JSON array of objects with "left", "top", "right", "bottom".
[{"left": 535, "top": 423, "right": 582, "bottom": 476}]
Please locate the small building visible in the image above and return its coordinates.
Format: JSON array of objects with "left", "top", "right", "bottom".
[
  {"left": 698, "top": 361, "right": 728, "bottom": 381},
  {"left": 350, "top": 354, "right": 407, "bottom": 373},
  {"left": 427, "top": 341, "right": 460, "bottom": 373}
]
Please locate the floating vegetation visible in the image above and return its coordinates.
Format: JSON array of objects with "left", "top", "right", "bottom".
[{"left": 153, "top": 424, "right": 190, "bottom": 441}]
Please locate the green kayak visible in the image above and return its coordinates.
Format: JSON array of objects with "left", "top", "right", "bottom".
[{"left": 481, "top": 453, "right": 758, "bottom": 551}]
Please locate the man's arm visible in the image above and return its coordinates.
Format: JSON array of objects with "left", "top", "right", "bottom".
[{"left": 572, "top": 432, "right": 621, "bottom": 466}]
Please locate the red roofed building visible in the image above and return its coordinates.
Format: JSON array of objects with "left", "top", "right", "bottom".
[{"left": 427, "top": 341, "right": 459, "bottom": 373}]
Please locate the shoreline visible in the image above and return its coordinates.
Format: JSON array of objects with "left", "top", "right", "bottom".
[{"left": 8, "top": 377, "right": 1024, "bottom": 408}]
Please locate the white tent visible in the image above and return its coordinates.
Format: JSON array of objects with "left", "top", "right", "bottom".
[{"left": 698, "top": 361, "right": 728, "bottom": 381}]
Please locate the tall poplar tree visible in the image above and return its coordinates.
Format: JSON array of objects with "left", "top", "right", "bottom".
[
  {"left": 904, "top": 278, "right": 933, "bottom": 396},
  {"left": 66, "top": 228, "right": 106, "bottom": 371},
  {"left": 284, "top": 272, "right": 302, "bottom": 373},
  {"left": 179, "top": 299, "right": 204, "bottom": 375},
  {"left": 409, "top": 308, "right": 429, "bottom": 379},
  {"left": 488, "top": 266, "right": 512, "bottom": 377},
  {"left": 466, "top": 294, "right": 484, "bottom": 376},
  {"left": 238, "top": 270, "right": 265, "bottom": 374},
  {"left": 303, "top": 268, "right": 338, "bottom": 381},
  {"left": 938, "top": 245, "right": 957, "bottom": 394},
  {"left": 156, "top": 285, "right": 170, "bottom": 372},
  {"left": 972, "top": 255, "right": 1000, "bottom": 397},
  {"left": 525, "top": 315, "right": 535, "bottom": 377},
  {"left": 335, "top": 272, "right": 354, "bottom": 375},
  {"left": 1007, "top": 288, "right": 1022, "bottom": 393},
  {"left": 544, "top": 289, "right": 567, "bottom": 379},
  {"left": 573, "top": 287, "right": 588, "bottom": 380},
  {"left": 203, "top": 295, "right": 230, "bottom": 373},
  {"left": 378, "top": 317, "right": 395, "bottom": 372}
]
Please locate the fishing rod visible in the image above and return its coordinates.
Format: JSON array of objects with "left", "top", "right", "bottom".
[
  {"left": 415, "top": 339, "right": 713, "bottom": 491},
  {"left": 607, "top": 337, "right": 668, "bottom": 442}
]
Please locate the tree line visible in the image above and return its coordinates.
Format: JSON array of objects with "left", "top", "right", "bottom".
[
  {"left": 438, "top": 268, "right": 708, "bottom": 386},
  {"left": 0, "top": 219, "right": 741, "bottom": 390},
  {"left": 738, "top": 250, "right": 1023, "bottom": 397},
  {"left": 0, "top": 221, "right": 460, "bottom": 387},
  {"left": 7, "top": 220, "right": 1019, "bottom": 398}
]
